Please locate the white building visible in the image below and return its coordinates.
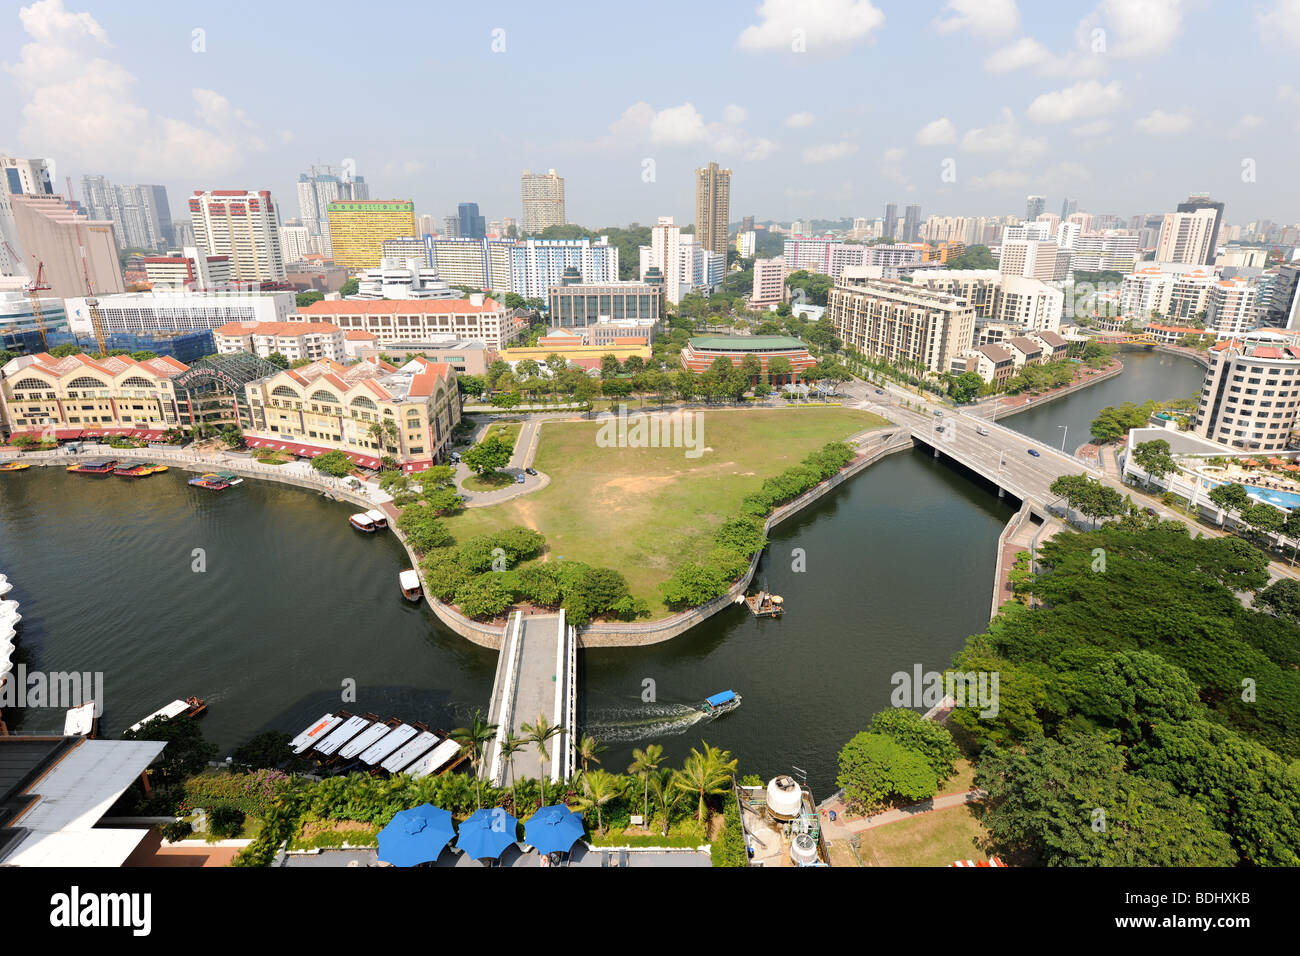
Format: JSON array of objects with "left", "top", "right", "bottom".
[
  {"left": 351, "top": 259, "right": 459, "bottom": 300},
  {"left": 279, "top": 223, "right": 317, "bottom": 265},
  {"left": 1071, "top": 232, "right": 1139, "bottom": 272},
  {"left": 641, "top": 217, "right": 686, "bottom": 304},
  {"left": 1155, "top": 209, "right": 1218, "bottom": 265},
  {"left": 736, "top": 230, "right": 756, "bottom": 258},
  {"left": 142, "top": 247, "right": 232, "bottom": 292},
  {"left": 1206, "top": 277, "right": 1258, "bottom": 337},
  {"left": 215, "top": 321, "right": 348, "bottom": 362},
  {"left": 295, "top": 294, "right": 524, "bottom": 350},
  {"left": 751, "top": 257, "right": 786, "bottom": 307},
  {"left": 1194, "top": 340, "right": 1300, "bottom": 451},
  {"left": 64, "top": 290, "right": 295, "bottom": 336},
  {"left": 188, "top": 189, "right": 285, "bottom": 282},
  {"left": 509, "top": 237, "right": 619, "bottom": 300},
  {"left": 426, "top": 237, "right": 516, "bottom": 293},
  {"left": 998, "top": 239, "right": 1071, "bottom": 281}
]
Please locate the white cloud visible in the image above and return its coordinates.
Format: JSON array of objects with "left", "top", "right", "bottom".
[
  {"left": 959, "top": 108, "right": 1048, "bottom": 163},
  {"left": 1258, "top": 0, "right": 1300, "bottom": 49},
  {"left": 785, "top": 111, "right": 816, "bottom": 128},
  {"left": 1134, "top": 108, "right": 1192, "bottom": 135},
  {"left": 1072, "top": 119, "right": 1113, "bottom": 138},
  {"left": 984, "top": 37, "right": 1049, "bottom": 72},
  {"left": 802, "top": 141, "right": 859, "bottom": 164},
  {"left": 1080, "top": 0, "right": 1185, "bottom": 58},
  {"left": 607, "top": 101, "right": 776, "bottom": 160},
  {"left": 934, "top": 0, "right": 1019, "bottom": 38},
  {"left": 1026, "top": 80, "right": 1124, "bottom": 123},
  {"left": 915, "top": 117, "right": 957, "bottom": 146},
  {"left": 880, "top": 147, "right": 909, "bottom": 185},
  {"left": 969, "top": 160, "right": 1091, "bottom": 192},
  {"left": 5, "top": 0, "right": 262, "bottom": 178},
  {"left": 1226, "top": 113, "right": 1264, "bottom": 139},
  {"left": 737, "top": 0, "right": 885, "bottom": 53}
]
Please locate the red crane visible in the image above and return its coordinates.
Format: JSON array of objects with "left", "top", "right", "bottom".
[{"left": 2, "top": 240, "right": 49, "bottom": 349}]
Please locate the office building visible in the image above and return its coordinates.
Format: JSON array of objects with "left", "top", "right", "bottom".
[
  {"left": 189, "top": 190, "right": 285, "bottom": 282},
  {"left": 1026, "top": 195, "right": 1046, "bottom": 220},
  {"left": 296, "top": 294, "right": 524, "bottom": 350},
  {"left": 1176, "top": 194, "right": 1225, "bottom": 261},
  {"left": 80, "top": 176, "right": 173, "bottom": 250},
  {"left": 9, "top": 195, "right": 124, "bottom": 300},
  {"left": 828, "top": 270, "right": 976, "bottom": 374},
  {"left": 883, "top": 203, "right": 898, "bottom": 240},
  {"left": 458, "top": 203, "right": 486, "bottom": 240},
  {"left": 902, "top": 204, "right": 922, "bottom": 243},
  {"left": 751, "top": 257, "right": 786, "bottom": 307},
  {"left": 694, "top": 162, "right": 732, "bottom": 258},
  {"left": 520, "top": 168, "right": 566, "bottom": 234},
  {"left": 1194, "top": 340, "right": 1300, "bottom": 451},
  {"left": 1155, "top": 209, "right": 1218, "bottom": 265},
  {"left": 1060, "top": 198, "right": 1078, "bottom": 221},
  {"left": 64, "top": 290, "right": 295, "bottom": 337},
  {"left": 325, "top": 200, "right": 417, "bottom": 269},
  {"left": 548, "top": 274, "right": 663, "bottom": 331}
]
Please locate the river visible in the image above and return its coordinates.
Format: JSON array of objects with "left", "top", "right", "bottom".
[{"left": 0, "top": 349, "right": 1207, "bottom": 796}]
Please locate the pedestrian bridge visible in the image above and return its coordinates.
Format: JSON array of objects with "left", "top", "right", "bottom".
[{"left": 482, "top": 611, "right": 577, "bottom": 787}]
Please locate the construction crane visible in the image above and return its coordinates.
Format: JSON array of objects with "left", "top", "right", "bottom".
[
  {"left": 2, "top": 240, "right": 49, "bottom": 350},
  {"left": 66, "top": 175, "right": 108, "bottom": 356}
]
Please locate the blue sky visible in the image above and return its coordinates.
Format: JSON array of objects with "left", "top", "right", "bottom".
[{"left": 2, "top": 0, "right": 1298, "bottom": 230}]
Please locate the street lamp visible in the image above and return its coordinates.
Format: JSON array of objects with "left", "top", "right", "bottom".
[{"left": 1058, "top": 424, "right": 1068, "bottom": 453}]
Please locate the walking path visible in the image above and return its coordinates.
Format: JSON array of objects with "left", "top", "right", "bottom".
[{"left": 818, "top": 789, "right": 986, "bottom": 842}]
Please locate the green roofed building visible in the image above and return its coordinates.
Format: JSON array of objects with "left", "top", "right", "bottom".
[{"left": 680, "top": 335, "right": 815, "bottom": 382}]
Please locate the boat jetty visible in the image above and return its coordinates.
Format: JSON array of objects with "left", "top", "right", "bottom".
[{"left": 289, "top": 710, "right": 465, "bottom": 778}]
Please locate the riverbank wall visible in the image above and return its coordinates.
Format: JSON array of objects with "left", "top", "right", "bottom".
[{"left": 985, "top": 360, "right": 1124, "bottom": 421}]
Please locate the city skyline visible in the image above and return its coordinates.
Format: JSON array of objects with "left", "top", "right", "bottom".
[{"left": 2, "top": 1, "right": 1299, "bottom": 231}]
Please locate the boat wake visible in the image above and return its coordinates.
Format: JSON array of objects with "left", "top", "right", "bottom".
[{"left": 583, "top": 702, "right": 712, "bottom": 742}]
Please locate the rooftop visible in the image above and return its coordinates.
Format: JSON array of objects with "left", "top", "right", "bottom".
[{"left": 687, "top": 335, "right": 808, "bottom": 351}]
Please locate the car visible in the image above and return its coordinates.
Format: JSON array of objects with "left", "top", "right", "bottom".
[
  {"left": 1144, "top": 506, "right": 1158, "bottom": 516},
  {"left": 516, "top": 474, "right": 526, "bottom": 484},
  {"left": 934, "top": 410, "right": 944, "bottom": 417},
  {"left": 935, "top": 426, "right": 945, "bottom": 433},
  {"left": 524, "top": 467, "right": 537, "bottom": 476},
  {"left": 1027, "top": 448, "right": 1041, "bottom": 457},
  {"left": 975, "top": 426, "right": 989, "bottom": 436},
  {"left": 874, "top": 388, "right": 884, "bottom": 395}
]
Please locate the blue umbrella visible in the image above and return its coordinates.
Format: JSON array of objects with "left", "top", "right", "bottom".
[
  {"left": 377, "top": 804, "right": 455, "bottom": 867},
  {"left": 524, "top": 804, "right": 585, "bottom": 856},
  {"left": 455, "top": 807, "right": 519, "bottom": 860}
]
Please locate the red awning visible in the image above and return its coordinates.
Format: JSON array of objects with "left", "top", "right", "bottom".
[
  {"left": 132, "top": 429, "right": 166, "bottom": 440},
  {"left": 244, "top": 436, "right": 381, "bottom": 470}
]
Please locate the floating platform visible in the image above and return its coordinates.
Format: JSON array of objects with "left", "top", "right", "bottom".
[{"left": 745, "top": 591, "right": 785, "bottom": 617}]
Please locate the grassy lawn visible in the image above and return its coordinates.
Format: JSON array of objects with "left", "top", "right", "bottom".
[
  {"left": 481, "top": 421, "right": 522, "bottom": 450},
  {"left": 441, "top": 407, "right": 888, "bottom": 613},
  {"left": 852, "top": 804, "right": 989, "bottom": 866},
  {"left": 464, "top": 471, "right": 515, "bottom": 491}
]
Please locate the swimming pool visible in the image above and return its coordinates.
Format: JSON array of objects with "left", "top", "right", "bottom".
[{"left": 1244, "top": 485, "right": 1300, "bottom": 510}]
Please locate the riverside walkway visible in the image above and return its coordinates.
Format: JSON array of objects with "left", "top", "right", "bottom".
[{"left": 482, "top": 611, "right": 576, "bottom": 787}]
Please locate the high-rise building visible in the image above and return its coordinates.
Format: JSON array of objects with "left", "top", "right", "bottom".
[
  {"left": 440, "top": 216, "right": 460, "bottom": 238},
  {"left": 751, "top": 257, "right": 786, "bottom": 307},
  {"left": 296, "top": 165, "right": 368, "bottom": 255},
  {"left": 883, "top": 203, "right": 898, "bottom": 240},
  {"left": 142, "top": 247, "right": 232, "bottom": 292},
  {"left": 1026, "top": 195, "right": 1046, "bottom": 220},
  {"left": 9, "top": 194, "right": 124, "bottom": 300},
  {"left": 418, "top": 214, "right": 437, "bottom": 237},
  {"left": 1060, "top": 197, "right": 1077, "bottom": 221},
  {"left": 189, "top": 189, "right": 285, "bottom": 283},
  {"left": 1155, "top": 209, "right": 1218, "bottom": 265},
  {"left": 508, "top": 237, "right": 619, "bottom": 300},
  {"left": 902, "top": 204, "right": 922, "bottom": 243},
  {"left": 1176, "top": 194, "right": 1225, "bottom": 261},
  {"left": 741, "top": 215, "right": 754, "bottom": 233},
  {"left": 736, "top": 231, "right": 756, "bottom": 258},
  {"left": 80, "top": 176, "right": 173, "bottom": 250},
  {"left": 0, "top": 156, "right": 54, "bottom": 197},
  {"left": 325, "top": 200, "right": 417, "bottom": 269},
  {"left": 520, "top": 168, "right": 566, "bottom": 234},
  {"left": 1195, "top": 341, "right": 1300, "bottom": 451},
  {"left": 828, "top": 272, "right": 976, "bottom": 374},
  {"left": 694, "top": 162, "right": 732, "bottom": 258},
  {"left": 998, "top": 239, "right": 1071, "bottom": 281},
  {"left": 458, "top": 203, "right": 486, "bottom": 240},
  {"left": 1260, "top": 263, "right": 1300, "bottom": 329}
]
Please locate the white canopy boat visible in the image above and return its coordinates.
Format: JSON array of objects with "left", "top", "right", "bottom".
[
  {"left": 399, "top": 569, "right": 421, "bottom": 601},
  {"left": 290, "top": 712, "right": 341, "bottom": 754},
  {"left": 404, "top": 738, "right": 463, "bottom": 778},
  {"left": 348, "top": 513, "right": 376, "bottom": 532},
  {"left": 364, "top": 508, "right": 389, "bottom": 529},
  {"left": 314, "top": 714, "right": 372, "bottom": 756},
  {"left": 64, "top": 701, "right": 97, "bottom": 737}
]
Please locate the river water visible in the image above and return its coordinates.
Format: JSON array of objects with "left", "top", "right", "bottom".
[{"left": 0, "top": 349, "right": 1207, "bottom": 795}]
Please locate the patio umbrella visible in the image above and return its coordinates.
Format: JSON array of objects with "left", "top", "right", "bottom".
[
  {"left": 524, "top": 804, "right": 585, "bottom": 856},
  {"left": 455, "top": 807, "right": 519, "bottom": 860},
  {"left": 377, "top": 804, "right": 455, "bottom": 867}
]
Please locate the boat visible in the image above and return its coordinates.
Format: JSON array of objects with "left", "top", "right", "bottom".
[
  {"left": 365, "top": 508, "right": 389, "bottom": 530},
  {"left": 703, "top": 689, "right": 743, "bottom": 716},
  {"left": 113, "top": 462, "right": 158, "bottom": 478},
  {"left": 66, "top": 459, "right": 119, "bottom": 476},
  {"left": 127, "top": 696, "right": 206, "bottom": 735},
  {"left": 63, "top": 701, "right": 98, "bottom": 738},
  {"left": 214, "top": 471, "right": 244, "bottom": 486},
  {"left": 399, "top": 569, "right": 422, "bottom": 602},
  {"left": 745, "top": 591, "right": 784, "bottom": 617},
  {"left": 349, "top": 512, "right": 377, "bottom": 532},
  {"left": 188, "top": 473, "right": 231, "bottom": 490},
  {"left": 148, "top": 464, "right": 169, "bottom": 474},
  {"left": 0, "top": 461, "right": 30, "bottom": 472}
]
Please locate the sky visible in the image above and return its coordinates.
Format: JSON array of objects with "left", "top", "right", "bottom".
[{"left": 1, "top": 0, "right": 1299, "bottom": 232}]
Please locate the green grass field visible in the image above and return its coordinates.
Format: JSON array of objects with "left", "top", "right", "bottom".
[
  {"left": 851, "top": 804, "right": 989, "bottom": 867},
  {"left": 442, "top": 406, "right": 888, "bottom": 613}
]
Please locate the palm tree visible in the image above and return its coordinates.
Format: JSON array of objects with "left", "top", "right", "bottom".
[
  {"left": 450, "top": 709, "right": 498, "bottom": 809},
  {"left": 672, "top": 742, "right": 738, "bottom": 822},
  {"left": 648, "top": 768, "right": 682, "bottom": 837},
  {"left": 577, "top": 734, "right": 607, "bottom": 774},
  {"left": 627, "top": 744, "right": 664, "bottom": 826},
  {"left": 498, "top": 731, "right": 526, "bottom": 811},
  {"left": 575, "top": 770, "right": 618, "bottom": 835},
  {"left": 521, "top": 714, "right": 564, "bottom": 804}
]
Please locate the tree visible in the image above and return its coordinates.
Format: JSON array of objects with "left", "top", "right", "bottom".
[
  {"left": 462, "top": 434, "right": 513, "bottom": 476},
  {"left": 628, "top": 744, "right": 665, "bottom": 826},
  {"left": 577, "top": 734, "right": 607, "bottom": 774},
  {"left": 767, "top": 355, "right": 794, "bottom": 383},
  {"left": 576, "top": 770, "right": 619, "bottom": 835},
  {"left": 1131, "top": 439, "right": 1177, "bottom": 485},
  {"left": 449, "top": 709, "right": 498, "bottom": 808},
  {"left": 948, "top": 371, "right": 984, "bottom": 404},
  {"left": 123, "top": 715, "right": 217, "bottom": 785},
  {"left": 660, "top": 563, "right": 731, "bottom": 608},
  {"left": 672, "top": 743, "right": 738, "bottom": 821},
  {"left": 339, "top": 277, "right": 359, "bottom": 297},
  {"left": 395, "top": 504, "right": 453, "bottom": 552},
  {"left": 296, "top": 291, "right": 324, "bottom": 308},
  {"left": 220, "top": 425, "right": 244, "bottom": 449},
  {"left": 866, "top": 708, "right": 961, "bottom": 780},
  {"left": 648, "top": 768, "right": 683, "bottom": 836},
  {"left": 453, "top": 574, "right": 513, "bottom": 620},
  {"left": 498, "top": 731, "right": 526, "bottom": 810},
  {"left": 1256, "top": 578, "right": 1300, "bottom": 623},
  {"left": 600, "top": 354, "right": 622, "bottom": 379},
  {"left": 1050, "top": 474, "right": 1124, "bottom": 528},
  {"left": 521, "top": 714, "right": 565, "bottom": 803},
  {"left": 1208, "top": 481, "right": 1251, "bottom": 526},
  {"left": 310, "top": 450, "right": 355, "bottom": 477},
  {"left": 835, "top": 732, "right": 937, "bottom": 814}
]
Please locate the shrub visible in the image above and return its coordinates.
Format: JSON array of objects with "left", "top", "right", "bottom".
[
  {"left": 160, "top": 820, "right": 192, "bottom": 842},
  {"left": 209, "top": 804, "right": 247, "bottom": 839},
  {"left": 454, "top": 575, "right": 514, "bottom": 620},
  {"left": 396, "top": 504, "right": 453, "bottom": 553}
]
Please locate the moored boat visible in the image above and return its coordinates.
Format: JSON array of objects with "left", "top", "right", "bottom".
[
  {"left": 0, "top": 461, "right": 30, "bottom": 472},
  {"left": 127, "top": 696, "right": 206, "bottom": 735},
  {"left": 64, "top": 701, "right": 98, "bottom": 737},
  {"left": 365, "top": 508, "right": 389, "bottom": 530},
  {"left": 214, "top": 471, "right": 244, "bottom": 485},
  {"left": 113, "top": 462, "right": 157, "bottom": 478},
  {"left": 188, "top": 473, "right": 231, "bottom": 490},
  {"left": 349, "top": 512, "right": 377, "bottom": 532},
  {"left": 703, "top": 689, "right": 742, "bottom": 717},
  {"left": 147, "top": 464, "right": 169, "bottom": 474},
  {"left": 66, "top": 459, "right": 119, "bottom": 476},
  {"left": 399, "top": 568, "right": 422, "bottom": 601}
]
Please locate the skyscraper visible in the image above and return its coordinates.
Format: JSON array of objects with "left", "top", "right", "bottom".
[
  {"left": 80, "top": 176, "right": 173, "bottom": 250},
  {"left": 10, "top": 194, "right": 124, "bottom": 299},
  {"left": 520, "top": 168, "right": 566, "bottom": 234},
  {"left": 1176, "top": 194, "right": 1225, "bottom": 261},
  {"left": 1026, "top": 195, "right": 1046, "bottom": 220},
  {"left": 694, "top": 162, "right": 732, "bottom": 258},
  {"left": 902, "top": 204, "right": 922, "bottom": 243},
  {"left": 458, "top": 202, "right": 486, "bottom": 239},
  {"left": 441, "top": 216, "right": 461, "bottom": 238},
  {"left": 189, "top": 189, "right": 285, "bottom": 282},
  {"left": 1060, "top": 197, "right": 1078, "bottom": 221},
  {"left": 883, "top": 203, "right": 898, "bottom": 240},
  {"left": 296, "top": 164, "right": 368, "bottom": 254},
  {"left": 1155, "top": 209, "right": 1218, "bottom": 265}
]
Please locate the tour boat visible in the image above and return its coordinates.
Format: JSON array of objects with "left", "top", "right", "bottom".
[
  {"left": 214, "top": 471, "right": 244, "bottom": 485},
  {"left": 365, "top": 508, "right": 389, "bottom": 530},
  {"left": 66, "top": 459, "right": 119, "bottom": 476},
  {"left": 0, "top": 461, "right": 30, "bottom": 472},
  {"left": 113, "top": 462, "right": 158, "bottom": 478},
  {"left": 127, "top": 696, "right": 207, "bottom": 735},
  {"left": 63, "top": 701, "right": 98, "bottom": 738},
  {"left": 147, "top": 464, "right": 168, "bottom": 474},
  {"left": 188, "top": 473, "right": 232, "bottom": 490},
  {"left": 349, "top": 512, "right": 377, "bottom": 532},
  {"left": 702, "top": 690, "right": 743, "bottom": 716},
  {"left": 399, "top": 568, "right": 422, "bottom": 602}
]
